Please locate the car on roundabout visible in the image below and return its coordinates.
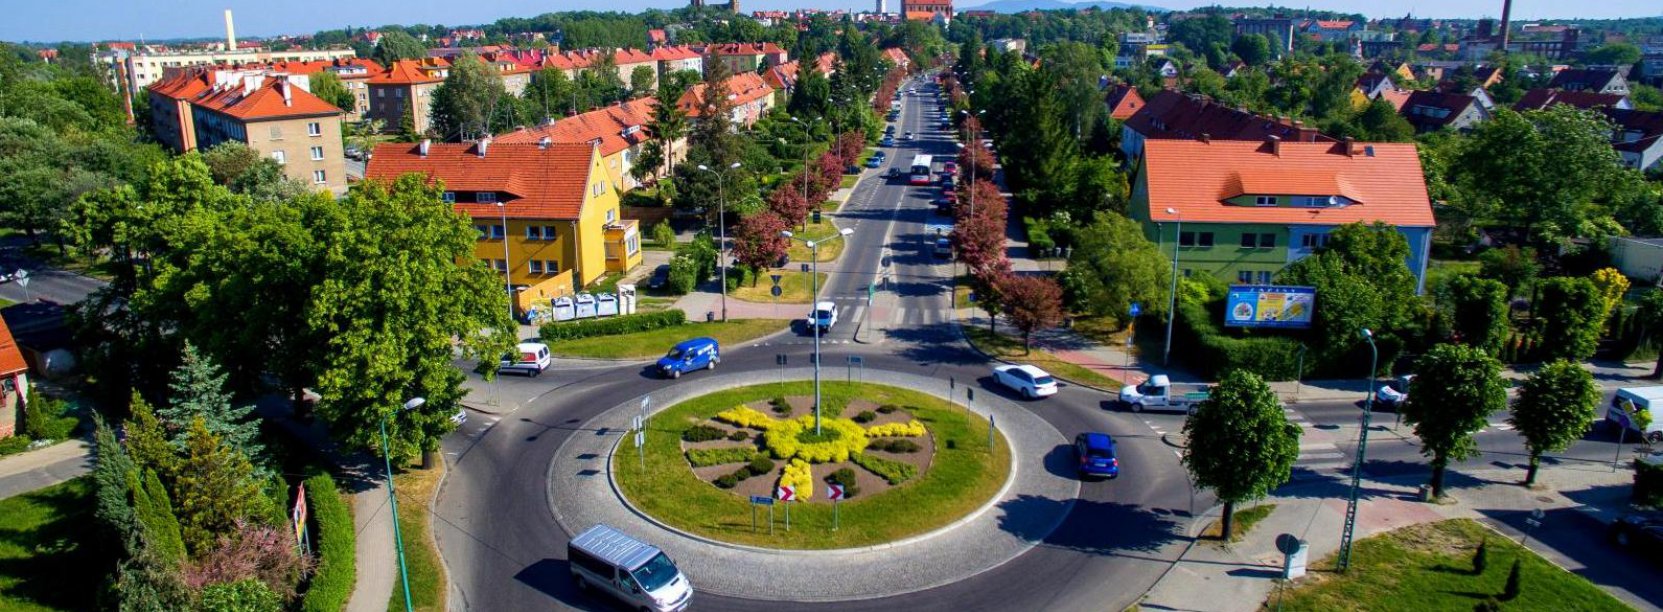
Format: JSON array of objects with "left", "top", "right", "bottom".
[
  {"left": 656, "top": 337, "right": 719, "bottom": 379},
  {"left": 1073, "top": 432, "right": 1120, "bottom": 479},
  {"left": 994, "top": 364, "right": 1058, "bottom": 399}
]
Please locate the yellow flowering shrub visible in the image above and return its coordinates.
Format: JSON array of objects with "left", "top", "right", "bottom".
[
  {"left": 865, "top": 420, "right": 927, "bottom": 438},
  {"left": 714, "top": 406, "right": 777, "bottom": 430},
  {"left": 778, "top": 459, "right": 815, "bottom": 500},
  {"left": 763, "top": 416, "right": 869, "bottom": 463}
]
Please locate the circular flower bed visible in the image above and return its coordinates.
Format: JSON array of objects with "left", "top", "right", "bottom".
[{"left": 763, "top": 416, "right": 869, "bottom": 463}]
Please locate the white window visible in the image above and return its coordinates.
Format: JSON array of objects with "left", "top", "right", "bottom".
[
  {"left": 270, "top": 125, "right": 283, "bottom": 140},
  {"left": 377, "top": 89, "right": 385, "bottom": 98},
  {"left": 310, "top": 146, "right": 324, "bottom": 160},
  {"left": 307, "top": 122, "right": 322, "bottom": 136},
  {"left": 271, "top": 150, "right": 286, "bottom": 165},
  {"left": 1254, "top": 196, "right": 1279, "bottom": 206},
  {"left": 593, "top": 182, "right": 603, "bottom": 196},
  {"left": 313, "top": 170, "right": 327, "bottom": 184},
  {"left": 626, "top": 233, "right": 639, "bottom": 255},
  {"left": 477, "top": 192, "right": 497, "bottom": 203},
  {"left": 526, "top": 226, "right": 542, "bottom": 240},
  {"left": 528, "top": 260, "right": 544, "bottom": 274},
  {"left": 443, "top": 192, "right": 456, "bottom": 204},
  {"left": 605, "top": 209, "right": 616, "bottom": 223}
]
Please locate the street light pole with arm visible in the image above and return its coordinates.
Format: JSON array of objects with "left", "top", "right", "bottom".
[
  {"left": 783, "top": 227, "right": 853, "bottom": 435},
  {"left": 379, "top": 397, "right": 426, "bottom": 612},
  {"left": 496, "top": 202, "right": 513, "bottom": 323},
  {"left": 1338, "top": 328, "right": 1379, "bottom": 572},
  {"left": 697, "top": 162, "right": 743, "bottom": 321}
]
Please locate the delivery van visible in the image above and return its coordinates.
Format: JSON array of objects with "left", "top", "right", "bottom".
[
  {"left": 656, "top": 337, "right": 719, "bottom": 379},
  {"left": 1608, "top": 386, "right": 1663, "bottom": 442},
  {"left": 499, "top": 342, "right": 551, "bottom": 377}
]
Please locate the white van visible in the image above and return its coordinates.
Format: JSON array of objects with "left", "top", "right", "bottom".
[
  {"left": 499, "top": 342, "right": 551, "bottom": 377},
  {"left": 569, "top": 524, "right": 693, "bottom": 611},
  {"left": 1608, "top": 386, "right": 1663, "bottom": 442}
]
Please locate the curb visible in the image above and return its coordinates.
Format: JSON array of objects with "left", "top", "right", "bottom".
[
  {"left": 426, "top": 455, "right": 458, "bottom": 612},
  {"left": 1162, "top": 432, "right": 1189, "bottom": 449}
]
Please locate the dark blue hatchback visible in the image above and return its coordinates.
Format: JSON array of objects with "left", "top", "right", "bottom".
[{"left": 1074, "top": 433, "right": 1119, "bottom": 479}]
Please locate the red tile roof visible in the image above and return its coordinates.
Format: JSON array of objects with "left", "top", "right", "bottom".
[
  {"left": 1141, "top": 140, "right": 1433, "bottom": 227},
  {"left": 0, "top": 317, "right": 25, "bottom": 375},
  {"left": 677, "top": 73, "right": 775, "bottom": 118},
  {"left": 1400, "top": 90, "right": 1481, "bottom": 130},
  {"left": 264, "top": 58, "right": 383, "bottom": 75},
  {"left": 905, "top": 11, "right": 937, "bottom": 21},
  {"left": 365, "top": 141, "right": 598, "bottom": 220},
  {"left": 706, "top": 42, "right": 787, "bottom": 57},
  {"left": 151, "top": 70, "right": 343, "bottom": 120},
  {"left": 1105, "top": 84, "right": 1144, "bottom": 120},
  {"left": 1378, "top": 89, "right": 1413, "bottom": 111},
  {"left": 1514, "top": 88, "right": 1629, "bottom": 112},
  {"left": 814, "top": 52, "right": 837, "bottom": 75},
  {"left": 1125, "top": 90, "right": 1335, "bottom": 145},
  {"left": 649, "top": 45, "right": 702, "bottom": 61},
  {"left": 763, "top": 61, "right": 800, "bottom": 91},
  {"left": 1605, "top": 109, "right": 1663, "bottom": 156},
  {"left": 368, "top": 58, "right": 450, "bottom": 85},
  {"left": 496, "top": 98, "right": 657, "bottom": 157},
  {"left": 881, "top": 47, "right": 910, "bottom": 67}
]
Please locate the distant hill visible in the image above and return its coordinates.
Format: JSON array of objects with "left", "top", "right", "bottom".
[{"left": 957, "top": 0, "right": 1166, "bottom": 13}]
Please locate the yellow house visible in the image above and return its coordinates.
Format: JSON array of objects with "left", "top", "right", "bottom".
[
  {"left": 366, "top": 138, "right": 642, "bottom": 316},
  {"left": 495, "top": 97, "right": 683, "bottom": 193}
]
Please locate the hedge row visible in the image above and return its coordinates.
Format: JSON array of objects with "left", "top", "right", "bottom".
[
  {"left": 714, "top": 406, "right": 777, "bottom": 431},
  {"left": 538, "top": 309, "right": 687, "bottom": 343},
  {"left": 1175, "top": 299, "right": 1303, "bottom": 380},
  {"left": 865, "top": 420, "right": 926, "bottom": 438},
  {"left": 301, "top": 473, "right": 355, "bottom": 612},
  {"left": 686, "top": 447, "right": 759, "bottom": 468},
  {"left": 852, "top": 453, "right": 917, "bottom": 485}
]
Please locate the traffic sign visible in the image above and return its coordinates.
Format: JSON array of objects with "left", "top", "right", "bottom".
[
  {"left": 771, "top": 286, "right": 783, "bottom": 297},
  {"left": 1129, "top": 302, "right": 1141, "bottom": 317},
  {"left": 771, "top": 274, "right": 783, "bottom": 286},
  {"left": 848, "top": 356, "right": 863, "bottom": 365},
  {"left": 776, "top": 485, "right": 796, "bottom": 501},
  {"left": 801, "top": 263, "right": 810, "bottom": 273},
  {"left": 750, "top": 495, "right": 774, "bottom": 506},
  {"left": 827, "top": 484, "right": 846, "bottom": 500}
]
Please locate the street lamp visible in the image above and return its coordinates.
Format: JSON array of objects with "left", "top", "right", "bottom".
[
  {"left": 1337, "top": 328, "right": 1379, "bottom": 573},
  {"left": 379, "top": 396, "right": 425, "bottom": 612},
  {"left": 782, "top": 227, "right": 853, "bottom": 435},
  {"left": 496, "top": 202, "right": 514, "bottom": 324},
  {"left": 697, "top": 162, "right": 742, "bottom": 321},
  {"left": 788, "top": 116, "right": 814, "bottom": 210},
  {"left": 1162, "top": 207, "right": 1181, "bottom": 366}
]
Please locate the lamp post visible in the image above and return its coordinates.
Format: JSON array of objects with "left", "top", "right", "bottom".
[
  {"left": 379, "top": 396, "right": 426, "bottom": 612},
  {"left": 496, "top": 202, "right": 513, "bottom": 323},
  {"left": 788, "top": 115, "right": 814, "bottom": 214},
  {"left": 697, "top": 162, "right": 742, "bottom": 321},
  {"left": 1162, "top": 207, "right": 1181, "bottom": 366},
  {"left": 783, "top": 227, "right": 853, "bottom": 435},
  {"left": 1337, "top": 328, "right": 1379, "bottom": 573}
]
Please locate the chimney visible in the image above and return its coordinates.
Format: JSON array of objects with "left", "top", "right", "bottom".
[
  {"left": 1200, "top": 133, "right": 1210, "bottom": 144},
  {"left": 419, "top": 138, "right": 431, "bottom": 157},
  {"left": 1499, "top": 0, "right": 1514, "bottom": 49},
  {"left": 278, "top": 78, "right": 292, "bottom": 107},
  {"left": 477, "top": 136, "right": 492, "bottom": 158},
  {"left": 1267, "top": 135, "right": 1282, "bottom": 156},
  {"left": 1342, "top": 136, "right": 1357, "bottom": 156},
  {"left": 224, "top": 9, "right": 237, "bottom": 50}
]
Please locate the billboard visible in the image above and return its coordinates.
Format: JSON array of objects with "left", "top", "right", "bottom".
[{"left": 1224, "top": 285, "right": 1316, "bottom": 329}]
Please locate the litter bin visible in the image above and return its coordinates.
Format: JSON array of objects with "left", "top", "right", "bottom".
[
  {"left": 1418, "top": 484, "right": 1433, "bottom": 502},
  {"left": 706, "top": 311, "right": 715, "bottom": 322}
]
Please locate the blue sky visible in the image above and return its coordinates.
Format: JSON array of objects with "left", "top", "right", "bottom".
[{"left": 6, "top": 0, "right": 1659, "bottom": 43}]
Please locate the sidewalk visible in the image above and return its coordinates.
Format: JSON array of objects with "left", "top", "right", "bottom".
[
  {"left": 0, "top": 438, "right": 92, "bottom": 500},
  {"left": 1139, "top": 464, "right": 1655, "bottom": 611}
]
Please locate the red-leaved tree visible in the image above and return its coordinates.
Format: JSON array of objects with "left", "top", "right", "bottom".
[
  {"left": 767, "top": 184, "right": 812, "bottom": 228},
  {"left": 836, "top": 131, "right": 865, "bottom": 167},
  {"left": 815, "top": 152, "right": 843, "bottom": 194},
  {"left": 1001, "top": 274, "right": 1065, "bottom": 351},
  {"left": 731, "top": 211, "right": 790, "bottom": 282},
  {"left": 971, "top": 259, "right": 1011, "bottom": 333}
]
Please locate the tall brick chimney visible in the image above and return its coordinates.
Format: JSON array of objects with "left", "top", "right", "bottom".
[{"left": 1499, "top": 0, "right": 1514, "bottom": 49}]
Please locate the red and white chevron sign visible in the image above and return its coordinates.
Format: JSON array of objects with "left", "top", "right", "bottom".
[
  {"left": 827, "top": 484, "right": 846, "bottom": 501},
  {"left": 776, "top": 485, "right": 796, "bottom": 501}
]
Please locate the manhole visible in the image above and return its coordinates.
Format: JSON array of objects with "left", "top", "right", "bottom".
[{"left": 1536, "top": 496, "right": 1554, "bottom": 503}]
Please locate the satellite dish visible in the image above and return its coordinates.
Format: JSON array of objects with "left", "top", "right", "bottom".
[{"left": 1327, "top": 196, "right": 1340, "bottom": 207}]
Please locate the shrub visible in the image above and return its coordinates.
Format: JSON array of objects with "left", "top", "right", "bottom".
[
  {"left": 682, "top": 424, "right": 727, "bottom": 442},
  {"left": 876, "top": 404, "right": 899, "bottom": 414},
  {"left": 301, "top": 474, "right": 355, "bottom": 612},
  {"left": 686, "top": 447, "right": 757, "bottom": 468},
  {"left": 852, "top": 453, "right": 917, "bottom": 485},
  {"left": 538, "top": 309, "right": 687, "bottom": 343},
  {"left": 945, "top": 439, "right": 957, "bottom": 450},
  {"left": 764, "top": 416, "right": 870, "bottom": 463},
  {"left": 1635, "top": 457, "right": 1663, "bottom": 507},
  {"left": 1502, "top": 559, "right": 1522, "bottom": 601},
  {"left": 714, "top": 474, "right": 739, "bottom": 489},
  {"left": 650, "top": 221, "right": 676, "bottom": 248},
  {"left": 23, "top": 392, "right": 78, "bottom": 441},
  {"left": 852, "top": 410, "right": 877, "bottom": 424},
  {"left": 727, "top": 430, "right": 750, "bottom": 441},
  {"left": 769, "top": 397, "right": 792, "bottom": 414},
  {"left": 747, "top": 455, "right": 776, "bottom": 476},
  {"left": 714, "top": 406, "right": 777, "bottom": 430},
  {"left": 1024, "top": 217, "right": 1056, "bottom": 254},
  {"left": 875, "top": 439, "right": 920, "bottom": 453},
  {"left": 667, "top": 254, "right": 699, "bottom": 294},
  {"left": 1472, "top": 537, "right": 1489, "bottom": 575},
  {"left": 1174, "top": 299, "right": 1304, "bottom": 380},
  {"left": 778, "top": 459, "right": 815, "bottom": 500},
  {"left": 203, "top": 579, "right": 281, "bottom": 611},
  {"left": 865, "top": 420, "right": 927, "bottom": 438},
  {"left": 825, "top": 467, "right": 860, "bottom": 499}
]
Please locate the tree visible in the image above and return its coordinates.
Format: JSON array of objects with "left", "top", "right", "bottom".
[
  {"left": 1347, "top": 98, "right": 1416, "bottom": 142},
  {"left": 1454, "top": 106, "right": 1636, "bottom": 246},
  {"left": 1478, "top": 245, "right": 1539, "bottom": 298},
  {"left": 92, "top": 414, "right": 139, "bottom": 548},
  {"left": 429, "top": 54, "right": 512, "bottom": 141},
  {"left": 1509, "top": 360, "right": 1599, "bottom": 486},
  {"left": 182, "top": 522, "right": 306, "bottom": 601},
  {"left": 731, "top": 211, "right": 789, "bottom": 282},
  {"left": 1404, "top": 343, "right": 1509, "bottom": 498},
  {"left": 1441, "top": 275, "right": 1510, "bottom": 356},
  {"left": 1231, "top": 34, "right": 1272, "bottom": 66},
  {"left": 522, "top": 68, "right": 574, "bottom": 123},
  {"left": 1279, "top": 222, "right": 1418, "bottom": 369},
  {"left": 1590, "top": 267, "right": 1631, "bottom": 318},
  {"left": 1585, "top": 43, "right": 1642, "bottom": 67},
  {"left": 126, "top": 396, "right": 179, "bottom": 480},
  {"left": 630, "top": 65, "right": 658, "bottom": 98},
  {"left": 162, "top": 343, "right": 264, "bottom": 467},
  {"left": 308, "top": 71, "right": 356, "bottom": 112},
  {"left": 1638, "top": 289, "right": 1663, "bottom": 378},
  {"left": 1001, "top": 274, "right": 1064, "bottom": 350},
  {"left": 397, "top": 97, "right": 419, "bottom": 141},
  {"left": 1059, "top": 212, "right": 1169, "bottom": 326},
  {"left": 173, "top": 418, "right": 264, "bottom": 556},
  {"left": 1535, "top": 276, "right": 1609, "bottom": 362},
  {"left": 371, "top": 31, "right": 427, "bottom": 65},
  {"left": 766, "top": 182, "right": 812, "bottom": 228},
  {"left": 129, "top": 468, "right": 187, "bottom": 566},
  {"left": 1182, "top": 370, "right": 1302, "bottom": 540},
  {"left": 644, "top": 94, "right": 689, "bottom": 178}
]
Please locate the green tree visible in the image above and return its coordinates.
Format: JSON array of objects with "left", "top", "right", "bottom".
[
  {"left": 1231, "top": 34, "right": 1273, "bottom": 66},
  {"left": 162, "top": 343, "right": 264, "bottom": 467},
  {"left": 1349, "top": 98, "right": 1416, "bottom": 142},
  {"left": 129, "top": 468, "right": 186, "bottom": 566},
  {"left": 371, "top": 31, "right": 427, "bottom": 65},
  {"left": 397, "top": 97, "right": 419, "bottom": 141},
  {"left": 1478, "top": 245, "right": 1539, "bottom": 298},
  {"left": 308, "top": 71, "right": 356, "bottom": 112},
  {"left": 173, "top": 417, "right": 264, "bottom": 555},
  {"left": 1508, "top": 359, "right": 1600, "bottom": 486},
  {"left": 112, "top": 539, "right": 194, "bottom": 611},
  {"left": 522, "top": 68, "right": 574, "bottom": 122},
  {"left": 92, "top": 414, "right": 139, "bottom": 548},
  {"left": 1535, "top": 276, "right": 1609, "bottom": 362},
  {"left": 1441, "top": 275, "right": 1510, "bottom": 356},
  {"left": 1638, "top": 289, "right": 1663, "bottom": 378},
  {"left": 1181, "top": 370, "right": 1302, "bottom": 540},
  {"left": 429, "top": 54, "right": 512, "bottom": 141},
  {"left": 1585, "top": 43, "right": 1642, "bottom": 67},
  {"left": 1279, "top": 222, "right": 1418, "bottom": 370},
  {"left": 630, "top": 65, "right": 657, "bottom": 98},
  {"left": 1059, "top": 212, "right": 1169, "bottom": 326},
  {"left": 126, "top": 396, "right": 179, "bottom": 480},
  {"left": 1404, "top": 343, "right": 1509, "bottom": 498},
  {"left": 309, "top": 175, "right": 513, "bottom": 461}
]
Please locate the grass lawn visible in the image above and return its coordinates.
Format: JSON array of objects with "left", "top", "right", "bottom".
[
  {"left": 1072, "top": 315, "right": 1135, "bottom": 348},
  {"left": 820, "top": 200, "right": 840, "bottom": 211},
  {"left": 546, "top": 319, "right": 785, "bottom": 359},
  {"left": 20, "top": 243, "right": 115, "bottom": 282},
  {"left": 0, "top": 476, "right": 108, "bottom": 612},
  {"left": 1200, "top": 503, "right": 1276, "bottom": 543},
  {"left": 785, "top": 218, "right": 846, "bottom": 263},
  {"left": 953, "top": 277, "right": 975, "bottom": 309},
  {"left": 0, "top": 297, "right": 15, "bottom": 309},
  {"left": 1275, "top": 519, "right": 1629, "bottom": 611},
  {"left": 1425, "top": 259, "right": 1482, "bottom": 293},
  {"left": 616, "top": 381, "right": 1010, "bottom": 549},
  {"left": 840, "top": 174, "right": 859, "bottom": 189},
  {"left": 388, "top": 463, "right": 446, "bottom": 612},
  {"left": 730, "top": 270, "right": 827, "bottom": 305},
  {"left": 964, "top": 326, "right": 1126, "bottom": 389}
]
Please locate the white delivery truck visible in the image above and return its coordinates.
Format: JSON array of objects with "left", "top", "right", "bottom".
[
  {"left": 1608, "top": 386, "right": 1663, "bottom": 443},
  {"left": 1118, "top": 375, "right": 1212, "bottom": 413}
]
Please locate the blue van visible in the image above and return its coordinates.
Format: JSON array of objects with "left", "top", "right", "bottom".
[{"left": 657, "top": 337, "right": 719, "bottom": 379}]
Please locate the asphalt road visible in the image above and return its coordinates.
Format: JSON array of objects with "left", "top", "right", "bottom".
[{"left": 0, "top": 236, "right": 106, "bottom": 306}]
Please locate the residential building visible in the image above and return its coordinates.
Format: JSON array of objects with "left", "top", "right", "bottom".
[
  {"left": 1120, "top": 90, "right": 1335, "bottom": 161},
  {"left": 1302, "top": 19, "right": 1365, "bottom": 43},
  {"left": 496, "top": 98, "right": 676, "bottom": 191},
  {"left": 366, "top": 59, "right": 448, "bottom": 137},
  {"left": 1234, "top": 18, "right": 1298, "bottom": 53},
  {"left": 1399, "top": 90, "right": 1490, "bottom": 133},
  {"left": 1129, "top": 138, "right": 1435, "bottom": 292},
  {"left": 901, "top": 0, "right": 952, "bottom": 22},
  {"left": 1355, "top": 72, "right": 1396, "bottom": 99},
  {"left": 258, "top": 58, "right": 382, "bottom": 121},
  {"left": 705, "top": 43, "right": 788, "bottom": 74},
  {"left": 1105, "top": 84, "right": 1145, "bottom": 120},
  {"left": 651, "top": 45, "right": 705, "bottom": 80},
  {"left": 1606, "top": 109, "right": 1663, "bottom": 173},
  {"left": 1548, "top": 68, "right": 1629, "bottom": 95},
  {"left": 366, "top": 140, "right": 641, "bottom": 315},
  {"left": 1434, "top": 82, "right": 1497, "bottom": 111},
  {"left": 881, "top": 47, "right": 910, "bottom": 71},
  {"left": 1513, "top": 88, "right": 1632, "bottom": 112},
  {"left": 97, "top": 44, "right": 358, "bottom": 94},
  {"left": 677, "top": 72, "right": 777, "bottom": 127},
  {"left": 0, "top": 317, "right": 28, "bottom": 441},
  {"left": 148, "top": 69, "right": 347, "bottom": 192}
]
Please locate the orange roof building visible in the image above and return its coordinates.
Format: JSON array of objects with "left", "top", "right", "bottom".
[
  {"left": 1131, "top": 138, "right": 1435, "bottom": 292},
  {"left": 1105, "top": 83, "right": 1145, "bottom": 120},
  {"left": 677, "top": 72, "right": 777, "bottom": 127},
  {"left": 365, "top": 58, "right": 452, "bottom": 137},
  {"left": 148, "top": 68, "right": 347, "bottom": 192},
  {"left": 496, "top": 98, "right": 672, "bottom": 190}
]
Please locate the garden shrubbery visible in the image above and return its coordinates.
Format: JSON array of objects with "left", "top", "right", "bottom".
[
  {"left": 301, "top": 473, "right": 355, "bottom": 612},
  {"left": 852, "top": 453, "right": 917, "bottom": 485},
  {"left": 876, "top": 404, "right": 899, "bottom": 414},
  {"left": 686, "top": 447, "right": 758, "bottom": 468},
  {"left": 714, "top": 406, "right": 777, "bottom": 430},
  {"left": 727, "top": 430, "right": 750, "bottom": 441},
  {"left": 764, "top": 416, "right": 869, "bottom": 462},
  {"left": 23, "top": 392, "right": 78, "bottom": 441},
  {"left": 711, "top": 453, "right": 774, "bottom": 488},
  {"left": 539, "top": 309, "right": 687, "bottom": 343},
  {"left": 865, "top": 420, "right": 926, "bottom": 438},
  {"left": 852, "top": 410, "right": 876, "bottom": 424},
  {"left": 825, "top": 467, "right": 860, "bottom": 499},
  {"left": 769, "top": 397, "right": 792, "bottom": 414},
  {"left": 779, "top": 459, "right": 815, "bottom": 499},
  {"left": 871, "top": 439, "right": 920, "bottom": 453},
  {"left": 1174, "top": 299, "right": 1304, "bottom": 380},
  {"left": 682, "top": 424, "right": 727, "bottom": 442}
]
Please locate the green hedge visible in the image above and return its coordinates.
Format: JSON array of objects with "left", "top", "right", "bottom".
[
  {"left": 301, "top": 473, "right": 355, "bottom": 612},
  {"left": 1023, "top": 217, "right": 1056, "bottom": 255},
  {"left": 1175, "top": 299, "right": 1304, "bottom": 380},
  {"left": 1635, "top": 459, "right": 1663, "bottom": 508},
  {"left": 852, "top": 452, "right": 917, "bottom": 485},
  {"left": 686, "top": 447, "right": 759, "bottom": 468},
  {"left": 539, "top": 310, "right": 687, "bottom": 343},
  {"left": 23, "top": 392, "right": 78, "bottom": 441}
]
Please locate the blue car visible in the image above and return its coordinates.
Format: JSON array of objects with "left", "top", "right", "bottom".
[
  {"left": 1074, "top": 433, "right": 1119, "bottom": 479},
  {"left": 880, "top": 136, "right": 895, "bottom": 147},
  {"left": 865, "top": 155, "right": 884, "bottom": 168},
  {"left": 657, "top": 337, "right": 719, "bottom": 379}
]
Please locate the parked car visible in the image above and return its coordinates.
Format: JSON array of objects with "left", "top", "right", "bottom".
[
  {"left": 1609, "top": 512, "right": 1663, "bottom": 560},
  {"left": 499, "top": 342, "right": 552, "bottom": 377},
  {"left": 451, "top": 408, "right": 468, "bottom": 427},
  {"left": 1118, "top": 375, "right": 1211, "bottom": 413},
  {"left": 569, "top": 524, "right": 693, "bottom": 612},
  {"left": 344, "top": 146, "right": 364, "bottom": 160},
  {"left": 1073, "top": 432, "right": 1120, "bottom": 479},
  {"left": 940, "top": 176, "right": 956, "bottom": 190},
  {"left": 865, "top": 155, "right": 884, "bottom": 168},
  {"left": 880, "top": 136, "right": 895, "bottom": 147},
  {"left": 884, "top": 125, "right": 896, "bottom": 135},
  {"left": 656, "top": 337, "right": 719, "bottom": 379},
  {"left": 1374, "top": 374, "right": 1415, "bottom": 409},
  {"left": 807, "top": 301, "right": 838, "bottom": 333},
  {"left": 647, "top": 264, "right": 670, "bottom": 290},
  {"left": 994, "top": 364, "right": 1059, "bottom": 399}
]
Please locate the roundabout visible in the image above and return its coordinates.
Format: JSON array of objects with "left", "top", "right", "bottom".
[{"left": 546, "top": 368, "right": 1079, "bottom": 601}]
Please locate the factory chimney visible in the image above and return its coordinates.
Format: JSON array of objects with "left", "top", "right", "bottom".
[
  {"left": 1498, "top": 0, "right": 1513, "bottom": 50},
  {"left": 225, "top": 9, "right": 237, "bottom": 50}
]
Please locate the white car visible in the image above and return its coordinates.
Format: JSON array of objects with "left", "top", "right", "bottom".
[
  {"left": 1374, "top": 374, "right": 1415, "bottom": 409},
  {"left": 994, "top": 364, "right": 1058, "bottom": 399},
  {"left": 807, "top": 301, "right": 838, "bottom": 333}
]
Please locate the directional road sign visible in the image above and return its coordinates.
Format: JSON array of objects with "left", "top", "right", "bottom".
[
  {"left": 776, "top": 485, "right": 796, "bottom": 501},
  {"left": 771, "top": 286, "right": 783, "bottom": 297},
  {"left": 750, "top": 495, "right": 774, "bottom": 506},
  {"left": 771, "top": 274, "right": 783, "bottom": 286},
  {"left": 826, "top": 484, "right": 846, "bottom": 501},
  {"left": 1129, "top": 302, "right": 1141, "bottom": 317}
]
